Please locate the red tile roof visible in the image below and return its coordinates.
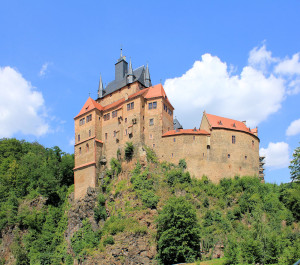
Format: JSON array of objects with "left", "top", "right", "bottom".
[
  {"left": 144, "top": 84, "right": 174, "bottom": 109},
  {"left": 162, "top": 129, "right": 210, "bottom": 137},
  {"left": 74, "top": 97, "right": 103, "bottom": 119},
  {"left": 205, "top": 113, "right": 254, "bottom": 134}
]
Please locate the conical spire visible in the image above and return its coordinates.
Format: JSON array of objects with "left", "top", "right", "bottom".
[
  {"left": 145, "top": 63, "right": 151, "bottom": 87},
  {"left": 98, "top": 74, "right": 104, "bottom": 98},
  {"left": 127, "top": 58, "right": 134, "bottom": 84}
]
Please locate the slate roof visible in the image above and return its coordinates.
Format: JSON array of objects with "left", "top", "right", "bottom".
[
  {"left": 101, "top": 66, "right": 149, "bottom": 98},
  {"left": 173, "top": 118, "right": 183, "bottom": 130}
]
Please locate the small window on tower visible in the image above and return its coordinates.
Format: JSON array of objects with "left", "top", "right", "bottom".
[
  {"left": 148, "top": 102, "right": 153, "bottom": 110},
  {"left": 89, "top": 130, "right": 91, "bottom": 137},
  {"left": 252, "top": 140, "right": 254, "bottom": 147},
  {"left": 86, "top": 143, "right": 89, "bottom": 152},
  {"left": 79, "top": 147, "right": 81, "bottom": 155},
  {"left": 125, "top": 118, "right": 127, "bottom": 123},
  {"left": 228, "top": 154, "right": 230, "bottom": 158},
  {"left": 105, "top": 133, "right": 108, "bottom": 140},
  {"left": 149, "top": 118, "right": 154, "bottom": 126},
  {"left": 173, "top": 138, "right": 176, "bottom": 142},
  {"left": 149, "top": 134, "right": 153, "bottom": 139},
  {"left": 153, "top": 101, "right": 157, "bottom": 109},
  {"left": 78, "top": 134, "right": 80, "bottom": 142},
  {"left": 112, "top": 110, "right": 117, "bottom": 118}
]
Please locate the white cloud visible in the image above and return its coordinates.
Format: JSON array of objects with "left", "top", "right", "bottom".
[
  {"left": 248, "top": 44, "right": 277, "bottom": 72},
  {"left": 275, "top": 53, "right": 300, "bottom": 75},
  {"left": 260, "top": 142, "right": 290, "bottom": 169},
  {"left": 0, "top": 66, "right": 49, "bottom": 137},
  {"left": 164, "top": 44, "right": 300, "bottom": 129},
  {"left": 39, "top": 62, "right": 49, "bottom": 77},
  {"left": 286, "top": 118, "right": 300, "bottom": 136}
]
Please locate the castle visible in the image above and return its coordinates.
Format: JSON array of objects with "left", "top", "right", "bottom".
[{"left": 74, "top": 53, "right": 264, "bottom": 199}]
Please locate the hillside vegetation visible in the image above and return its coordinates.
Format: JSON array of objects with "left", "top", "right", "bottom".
[{"left": 0, "top": 139, "right": 299, "bottom": 265}]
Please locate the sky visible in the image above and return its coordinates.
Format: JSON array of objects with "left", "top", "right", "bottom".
[{"left": 0, "top": 1, "right": 299, "bottom": 184}]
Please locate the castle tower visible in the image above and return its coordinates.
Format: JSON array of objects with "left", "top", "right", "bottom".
[
  {"left": 127, "top": 58, "right": 134, "bottom": 84},
  {"left": 98, "top": 74, "right": 104, "bottom": 98}
]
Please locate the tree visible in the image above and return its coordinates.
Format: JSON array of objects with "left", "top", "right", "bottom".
[
  {"left": 156, "top": 196, "right": 200, "bottom": 264},
  {"left": 289, "top": 144, "right": 300, "bottom": 182}
]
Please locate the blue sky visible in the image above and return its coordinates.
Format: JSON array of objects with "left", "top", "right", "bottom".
[{"left": 0, "top": 1, "right": 299, "bottom": 184}]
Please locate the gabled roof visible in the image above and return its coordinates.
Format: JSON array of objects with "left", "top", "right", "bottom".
[
  {"left": 205, "top": 113, "right": 255, "bottom": 135},
  {"left": 162, "top": 129, "right": 210, "bottom": 137},
  {"left": 144, "top": 84, "right": 174, "bottom": 108},
  {"left": 74, "top": 97, "right": 103, "bottom": 119}
]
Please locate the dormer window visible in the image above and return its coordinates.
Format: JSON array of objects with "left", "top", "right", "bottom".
[
  {"left": 232, "top": 123, "right": 236, "bottom": 128},
  {"left": 218, "top": 120, "right": 223, "bottom": 125}
]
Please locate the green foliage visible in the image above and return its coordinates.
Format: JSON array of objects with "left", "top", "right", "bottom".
[
  {"left": 140, "top": 190, "right": 159, "bottom": 209},
  {"left": 103, "top": 235, "right": 115, "bottom": 246},
  {"left": 94, "top": 193, "right": 107, "bottom": 222},
  {"left": 289, "top": 143, "right": 300, "bottom": 182},
  {"left": 166, "top": 168, "right": 191, "bottom": 186},
  {"left": 130, "top": 167, "right": 154, "bottom": 191},
  {"left": 71, "top": 219, "right": 101, "bottom": 258},
  {"left": 144, "top": 145, "right": 158, "bottom": 163},
  {"left": 157, "top": 196, "right": 200, "bottom": 264},
  {"left": 103, "top": 216, "right": 126, "bottom": 235},
  {"left": 178, "top": 158, "right": 187, "bottom": 169},
  {"left": 124, "top": 142, "right": 134, "bottom": 161},
  {"left": 110, "top": 157, "right": 121, "bottom": 177}
]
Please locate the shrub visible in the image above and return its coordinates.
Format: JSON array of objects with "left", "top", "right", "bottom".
[
  {"left": 144, "top": 146, "right": 158, "bottom": 163},
  {"left": 94, "top": 193, "right": 107, "bottom": 222},
  {"left": 166, "top": 168, "right": 191, "bottom": 186},
  {"left": 140, "top": 190, "right": 159, "bottom": 209},
  {"left": 103, "top": 235, "right": 115, "bottom": 246},
  {"left": 130, "top": 168, "right": 153, "bottom": 191},
  {"left": 110, "top": 158, "right": 121, "bottom": 177},
  {"left": 125, "top": 142, "right": 134, "bottom": 161},
  {"left": 178, "top": 159, "right": 187, "bottom": 169}
]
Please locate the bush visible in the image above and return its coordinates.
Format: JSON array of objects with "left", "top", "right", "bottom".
[
  {"left": 94, "top": 193, "right": 107, "bottom": 222},
  {"left": 166, "top": 168, "right": 191, "bottom": 186},
  {"left": 110, "top": 158, "right": 121, "bottom": 177},
  {"left": 125, "top": 142, "right": 134, "bottom": 161},
  {"left": 178, "top": 159, "right": 187, "bottom": 169},
  {"left": 144, "top": 146, "right": 158, "bottom": 163},
  {"left": 103, "top": 235, "right": 115, "bottom": 246},
  {"left": 140, "top": 190, "right": 159, "bottom": 209}
]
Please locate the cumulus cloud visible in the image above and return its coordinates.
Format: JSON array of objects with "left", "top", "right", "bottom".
[
  {"left": 39, "top": 62, "right": 50, "bottom": 77},
  {"left": 260, "top": 142, "right": 290, "bottom": 169},
  {"left": 0, "top": 66, "right": 49, "bottom": 137},
  {"left": 286, "top": 118, "right": 300, "bottom": 136},
  {"left": 164, "top": 44, "right": 300, "bottom": 128}
]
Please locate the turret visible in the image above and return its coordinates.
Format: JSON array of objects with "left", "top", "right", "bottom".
[
  {"left": 127, "top": 58, "right": 134, "bottom": 84},
  {"left": 145, "top": 63, "right": 151, "bottom": 87},
  {"left": 98, "top": 74, "right": 104, "bottom": 98}
]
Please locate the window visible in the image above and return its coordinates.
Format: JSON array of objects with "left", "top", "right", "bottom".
[
  {"left": 228, "top": 154, "right": 230, "bottom": 158},
  {"left": 173, "top": 138, "right": 176, "bottom": 142},
  {"left": 153, "top": 144, "right": 155, "bottom": 148},
  {"left": 125, "top": 118, "right": 127, "bottom": 123},
  {"left": 86, "top": 144, "right": 89, "bottom": 152},
  {"left": 78, "top": 134, "right": 80, "bottom": 142},
  {"left": 164, "top": 103, "right": 167, "bottom": 112},
  {"left": 104, "top": 113, "right": 110, "bottom": 121},
  {"left": 79, "top": 118, "right": 85, "bottom": 126},
  {"left": 149, "top": 118, "right": 154, "bottom": 126},
  {"left": 232, "top": 135, "right": 236, "bottom": 144},
  {"left": 127, "top": 102, "right": 134, "bottom": 110},
  {"left": 79, "top": 147, "right": 81, "bottom": 155},
  {"left": 113, "top": 130, "right": 116, "bottom": 137},
  {"left": 89, "top": 129, "right": 91, "bottom": 137},
  {"left": 87, "top": 114, "right": 92, "bottom": 122},
  {"left": 149, "top": 134, "right": 153, "bottom": 139},
  {"left": 245, "top": 155, "right": 247, "bottom": 160},
  {"left": 105, "top": 133, "right": 108, "bottom": 140},
  {"left": 125, "top": 129, "right": 127, "bottom": 135},
  {"left": 193, "top": 136, "right": 195, "bottom": 140},
  {"left": 112, "top": 110, "right": 117, "bottom": 118},
  {"left": 149, "top": 101, "right": 157, "bottom": 110},
  {"left": 172, "top": 153, "right": 174, "bottom": 157},
  {"left": 252, "top": 140, "right": 254, "bottom": 147}
]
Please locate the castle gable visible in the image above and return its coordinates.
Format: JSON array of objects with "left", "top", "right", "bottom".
[{"left": 74, "top": 97, "right": 103, "bottom": 119}]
